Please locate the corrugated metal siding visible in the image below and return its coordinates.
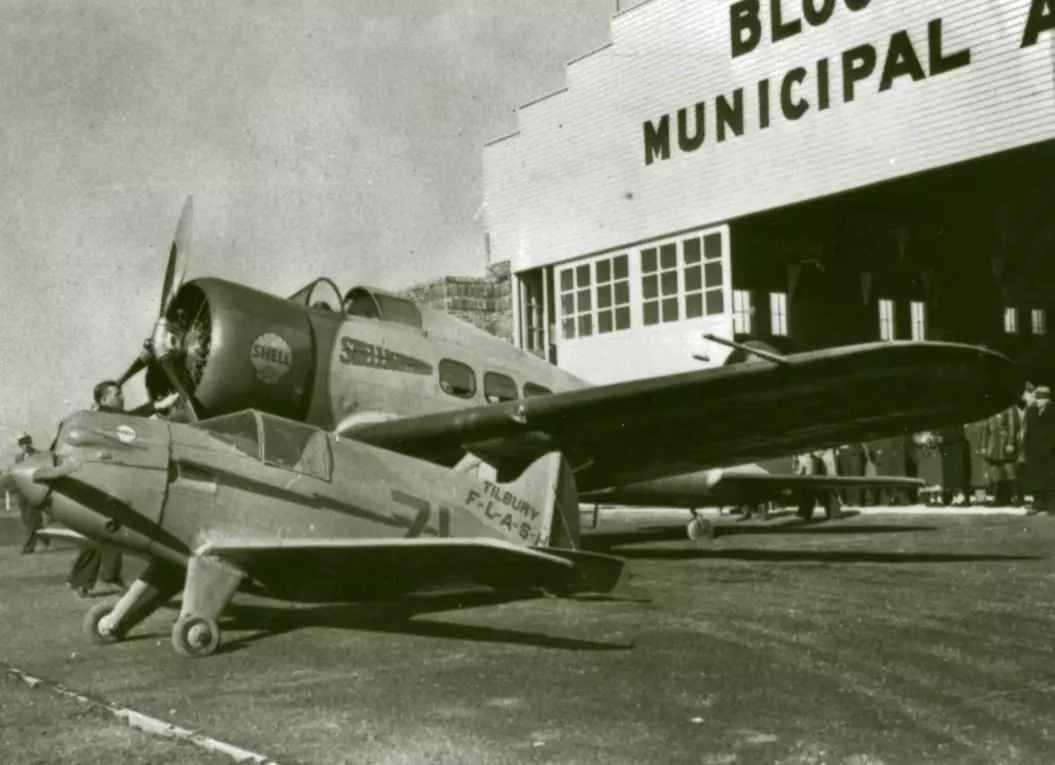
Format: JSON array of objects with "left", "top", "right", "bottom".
[{"left": 483, "top": 0, "right": 1055, "bottom": 274}]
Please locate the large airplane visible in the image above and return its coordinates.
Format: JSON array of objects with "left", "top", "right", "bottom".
[
  {"left": 108, "top": 197, "right": 1018, "bottom": 537},
  {"left": 3, "top": 409, "right": 625, "bottom": 658}
]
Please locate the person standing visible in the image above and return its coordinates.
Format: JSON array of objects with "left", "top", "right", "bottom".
[
  {"left": 14, "top": 433, "right": 49, "bottom": 554},
  {"left": 982, "top": 401, "right": 1021, "bottom": 506},
  {"left": 67, "top": 381, "right": 127, "bottom": 596},
  {"left": 1021, "top": 386, "right": 1055, "bottom": 514},
  {"left": 938, "top": 424, "right": 972, "bottom": 506}
]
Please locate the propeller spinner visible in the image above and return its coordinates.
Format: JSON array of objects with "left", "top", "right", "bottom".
[{"left": 113, "top": 197, "right": 200, "bottom": 422}]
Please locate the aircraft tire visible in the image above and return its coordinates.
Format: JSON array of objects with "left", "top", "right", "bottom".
[
  {"left": 84, "top": 603, "right": 123, "bottom": 645},
  {"left": 687, "top": 517, "right": 715, "bottom": 544},
  {"left": 171, "top": 615, "right": 221, "bottom": 658}
]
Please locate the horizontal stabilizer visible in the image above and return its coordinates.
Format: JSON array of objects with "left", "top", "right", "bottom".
[{"left": 539, "top": 547, "right": 629, "bottom": 595}]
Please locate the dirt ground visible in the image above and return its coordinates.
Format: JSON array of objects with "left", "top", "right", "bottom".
[{"left": 2, "top": 510, "right": 1054, "bottom": 765}]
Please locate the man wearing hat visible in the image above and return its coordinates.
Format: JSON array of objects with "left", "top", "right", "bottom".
[
  {"left": 14, "top": 433, "right": 48, "bottom": 554},
  {"left": 1021, "top": 385, "right": 1055, "bottom": 513}
]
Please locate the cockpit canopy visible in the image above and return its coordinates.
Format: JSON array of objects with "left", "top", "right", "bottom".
[
  {"left": 196, "top": 410, "right": 333, "bottom": 482},
  {"left": 286, "top": 278, "right": 422, "bottom": 329},
  {"left": 342, "top": 286, "right": 422, "bottom": 328}
]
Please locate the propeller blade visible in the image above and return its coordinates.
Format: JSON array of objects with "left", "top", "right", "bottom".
[
  {"left": 160, "top": 196, "right": 193, "bottom": 318},
  {"left": 160, "top": 357, "right": 199, "bottom": 424},
  {"left": 116, "top": 344, "right": 154, "bottom": 387}
]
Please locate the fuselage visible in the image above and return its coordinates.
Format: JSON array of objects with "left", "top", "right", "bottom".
[{"left": 38, "top": 410, "right": 562, "bottom": 600}]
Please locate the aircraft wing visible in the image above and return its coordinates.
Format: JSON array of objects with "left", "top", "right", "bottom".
[
  {"left": 581, "top": 470, "right": 924, "bottom": 509},
  {"left": 198, "top": 537, "right": 626, "bottom": 596},
  {"left": 341, "top": 341, "right": 1020, "bottom": 492}
]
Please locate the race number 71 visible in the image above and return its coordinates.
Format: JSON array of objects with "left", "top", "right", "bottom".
[{"left": 391, "top": 490, "right": 452, "bottom": 538}]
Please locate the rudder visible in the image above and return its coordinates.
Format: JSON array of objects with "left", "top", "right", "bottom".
[{"left": 502, "top": 451, "right": 581, "bottom": 550}]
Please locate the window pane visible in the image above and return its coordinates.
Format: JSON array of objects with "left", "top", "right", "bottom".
[
  {"left": 524, "top": 383, "right": 552, "bottom": 397},
  {"left": 261, "top": 417, "right": 332, "bottom": 481},
  {"left": 706, "top": 289, "right": 724, "bottom": 315},
  {"left": 661, "top": 270, "right": 678, "bottom": 295},
  {"left": 596, "top": 259, "right": 611, "bottom": 283},
  {"left": 560, "top": 269, "right": 573, "bottom": 290},
  {"left": 597, "top": 284, "right": 612, "bottom": 309},
  {"left": 561, "top": 294, "right": 574, "bottom": 315},
  {"left": 684, "top": 265, "right": 702, "bottom": 292},
  {"left": 576, "top": 265, "right": 591, "bottom": 287},
  {"left": 643, "top": 274, "right": 658, "bottom": 299},
  {"left": 660, "top": 243, "right": 677, "bottom": 269},
  {"left": 644, "top": 301, "right": 659, "bottom": 326},
  {"left": 705, "top": 261, "right": 723, "bottom": 288},
  {"left": 704, "top": 233, "right": 722, "bottom": 260},
  {"left": 615, "top": 306, "right": 631, "bottom": 330},
  {"left": 613, "top": 255, "right": 628, "bottom": 279},
  {"left": 683, "top": 237, "right": 701, "bottom": 264},
  {"left": 577, "top": 288, "right": 591, "bottom": 311},
  {"left": 439, "top": 359, "right": 476, "bottom": 398},
  {"left": 563, "top": 318, "right": 575, "bottom": 339},
  {"left": 483, "top": 372, "right": 518, "bottom": 403},
  {"left": 578, "top": 314, "right": 593, "bottom": 337},
  {"left": 598, "top": 310, "right": 613, "bottom": 334},
  {"left": 662, "top": 297, "right": 679, "bottom": 322},
  {"left": 642, "top": 248, "right": 657, "bottom": 273},
  {"left": 614, "top": 281, "right": 630, "bottom": 305},
  {"left": 686, "top": 293, "right": 703, "bottom": 318}
]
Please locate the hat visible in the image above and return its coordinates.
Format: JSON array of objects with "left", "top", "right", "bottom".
[
  {"left": 1035, "top": 386, "right": 1051, "bottom": 401},
  {"left": 17, "top": 432, "right": 32, "bottom": 446}
]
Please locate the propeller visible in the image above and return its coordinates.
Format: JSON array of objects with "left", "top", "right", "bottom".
[{"left": 112, "top": 196, "right": 200, "bottom": 422}]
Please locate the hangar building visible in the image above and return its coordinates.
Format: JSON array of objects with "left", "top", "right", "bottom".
[{"left": 483, "top": 0, "right": 1055, "bottom": 385}]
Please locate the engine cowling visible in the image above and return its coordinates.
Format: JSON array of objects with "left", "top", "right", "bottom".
[{"left": 146, "top": 278, "right": 325, "bottom": 422}]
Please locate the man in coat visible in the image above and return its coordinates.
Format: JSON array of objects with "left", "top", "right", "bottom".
[
  {"left": 14, "top": 433, "right": 49, "bottom": 554},
  {"left": 66, "top": 381, "right": 126, "bottom": 596},
  {"left": 1021, "top": 386, "right": 1055, "bottom": 514},
  {"left": 982, "top": 401, "right": 1021, "bottom": 506}
]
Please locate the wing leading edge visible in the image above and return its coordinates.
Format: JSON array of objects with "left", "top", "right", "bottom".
[{"left": 341, "top": 341, "right": 1022, "bottom": 493}]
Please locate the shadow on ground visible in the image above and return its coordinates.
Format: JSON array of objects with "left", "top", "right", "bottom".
[
  {"left": 615, "top": 548, "right": 1043, "bottom": 563},
  {"left": 131, "top": 589, "right": 637, "bottom": 655}
]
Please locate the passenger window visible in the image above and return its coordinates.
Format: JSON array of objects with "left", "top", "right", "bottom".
[
  {"left": 484, "top": 372, "right": 518, "bottom": 404},
  {"left": 523, "top": 383, "right": 552, "bottom": 398},
  {"left": 439, "top": 359, "right": 477, "bottom": 399}
]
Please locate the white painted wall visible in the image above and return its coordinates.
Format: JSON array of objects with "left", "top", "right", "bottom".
[{"left": 484, "top": 0, "right": 1055, "bottom": 275}]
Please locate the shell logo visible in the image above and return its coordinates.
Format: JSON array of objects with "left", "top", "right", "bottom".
[{"left": 250, "top": 333, "right": 293, "bottom": 384}]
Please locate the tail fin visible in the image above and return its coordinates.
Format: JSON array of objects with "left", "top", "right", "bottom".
[{"left": 503, "top": 451, "right": 581, "bottom": 550}]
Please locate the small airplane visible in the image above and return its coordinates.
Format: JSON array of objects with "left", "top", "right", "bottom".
[
  {"left": 99, "top": 197, "right": 1019, "bottom": 541},
  {"left": 2, "top": 409, "right": 626, "bottom": 658}
]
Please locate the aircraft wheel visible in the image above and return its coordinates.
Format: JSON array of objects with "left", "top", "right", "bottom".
[
  {"left": 171, "top": 615, "right": 221, "bottom": 658},
  {"left": 687, "top": 516, "right": 715, "bottom": 544},
  {"left": 84, "top": 603, "right": 123, "bottom": 646}
]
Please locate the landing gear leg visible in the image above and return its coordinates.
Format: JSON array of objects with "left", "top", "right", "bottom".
[
  {"left": 171, "top": 555, "right": 244, "bottom": 658},
  {"left": 85, "top": 559, "right": 183, "bottom": 646},
  {"left": 796, "top": 492, "right": 817, "bottom": 520},
  {"left": 686, "top": 508, "right": 716, "bottom": 545}
]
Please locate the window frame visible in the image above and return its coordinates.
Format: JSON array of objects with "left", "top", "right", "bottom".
[
  {"left": 910, "top": 300, "right": 927, "bottom": 341},
  {"left": 557, "top": 254, "right": 631, "bottom": 341},
  {"left": 878, "top": 298, "right": 896, "bottom": 341},
  {"left": 1031, "top": 308, "right": 1046, "bottom": 336},
  {"left": 483, "top": 371, "right": 518, "bottom": 404},
  {"left": 438, "top": 359, "right": 477, "bottom": 399},
  {"left": 733, "top": 290, "right": 752, "bottom": 335},
  {"left": 1004, "top": 307, "right": 1019, "bottom": 334},
  {"left": 769, "top": 291, "right": 788, "bottom": 337},
  {"left": 523, "top": 382, "right": 553, "bottom": 397}
]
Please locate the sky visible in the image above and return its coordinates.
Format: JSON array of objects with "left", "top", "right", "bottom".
[{"left": 0, "top": 0, "right": 635, "bottom": 441}]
